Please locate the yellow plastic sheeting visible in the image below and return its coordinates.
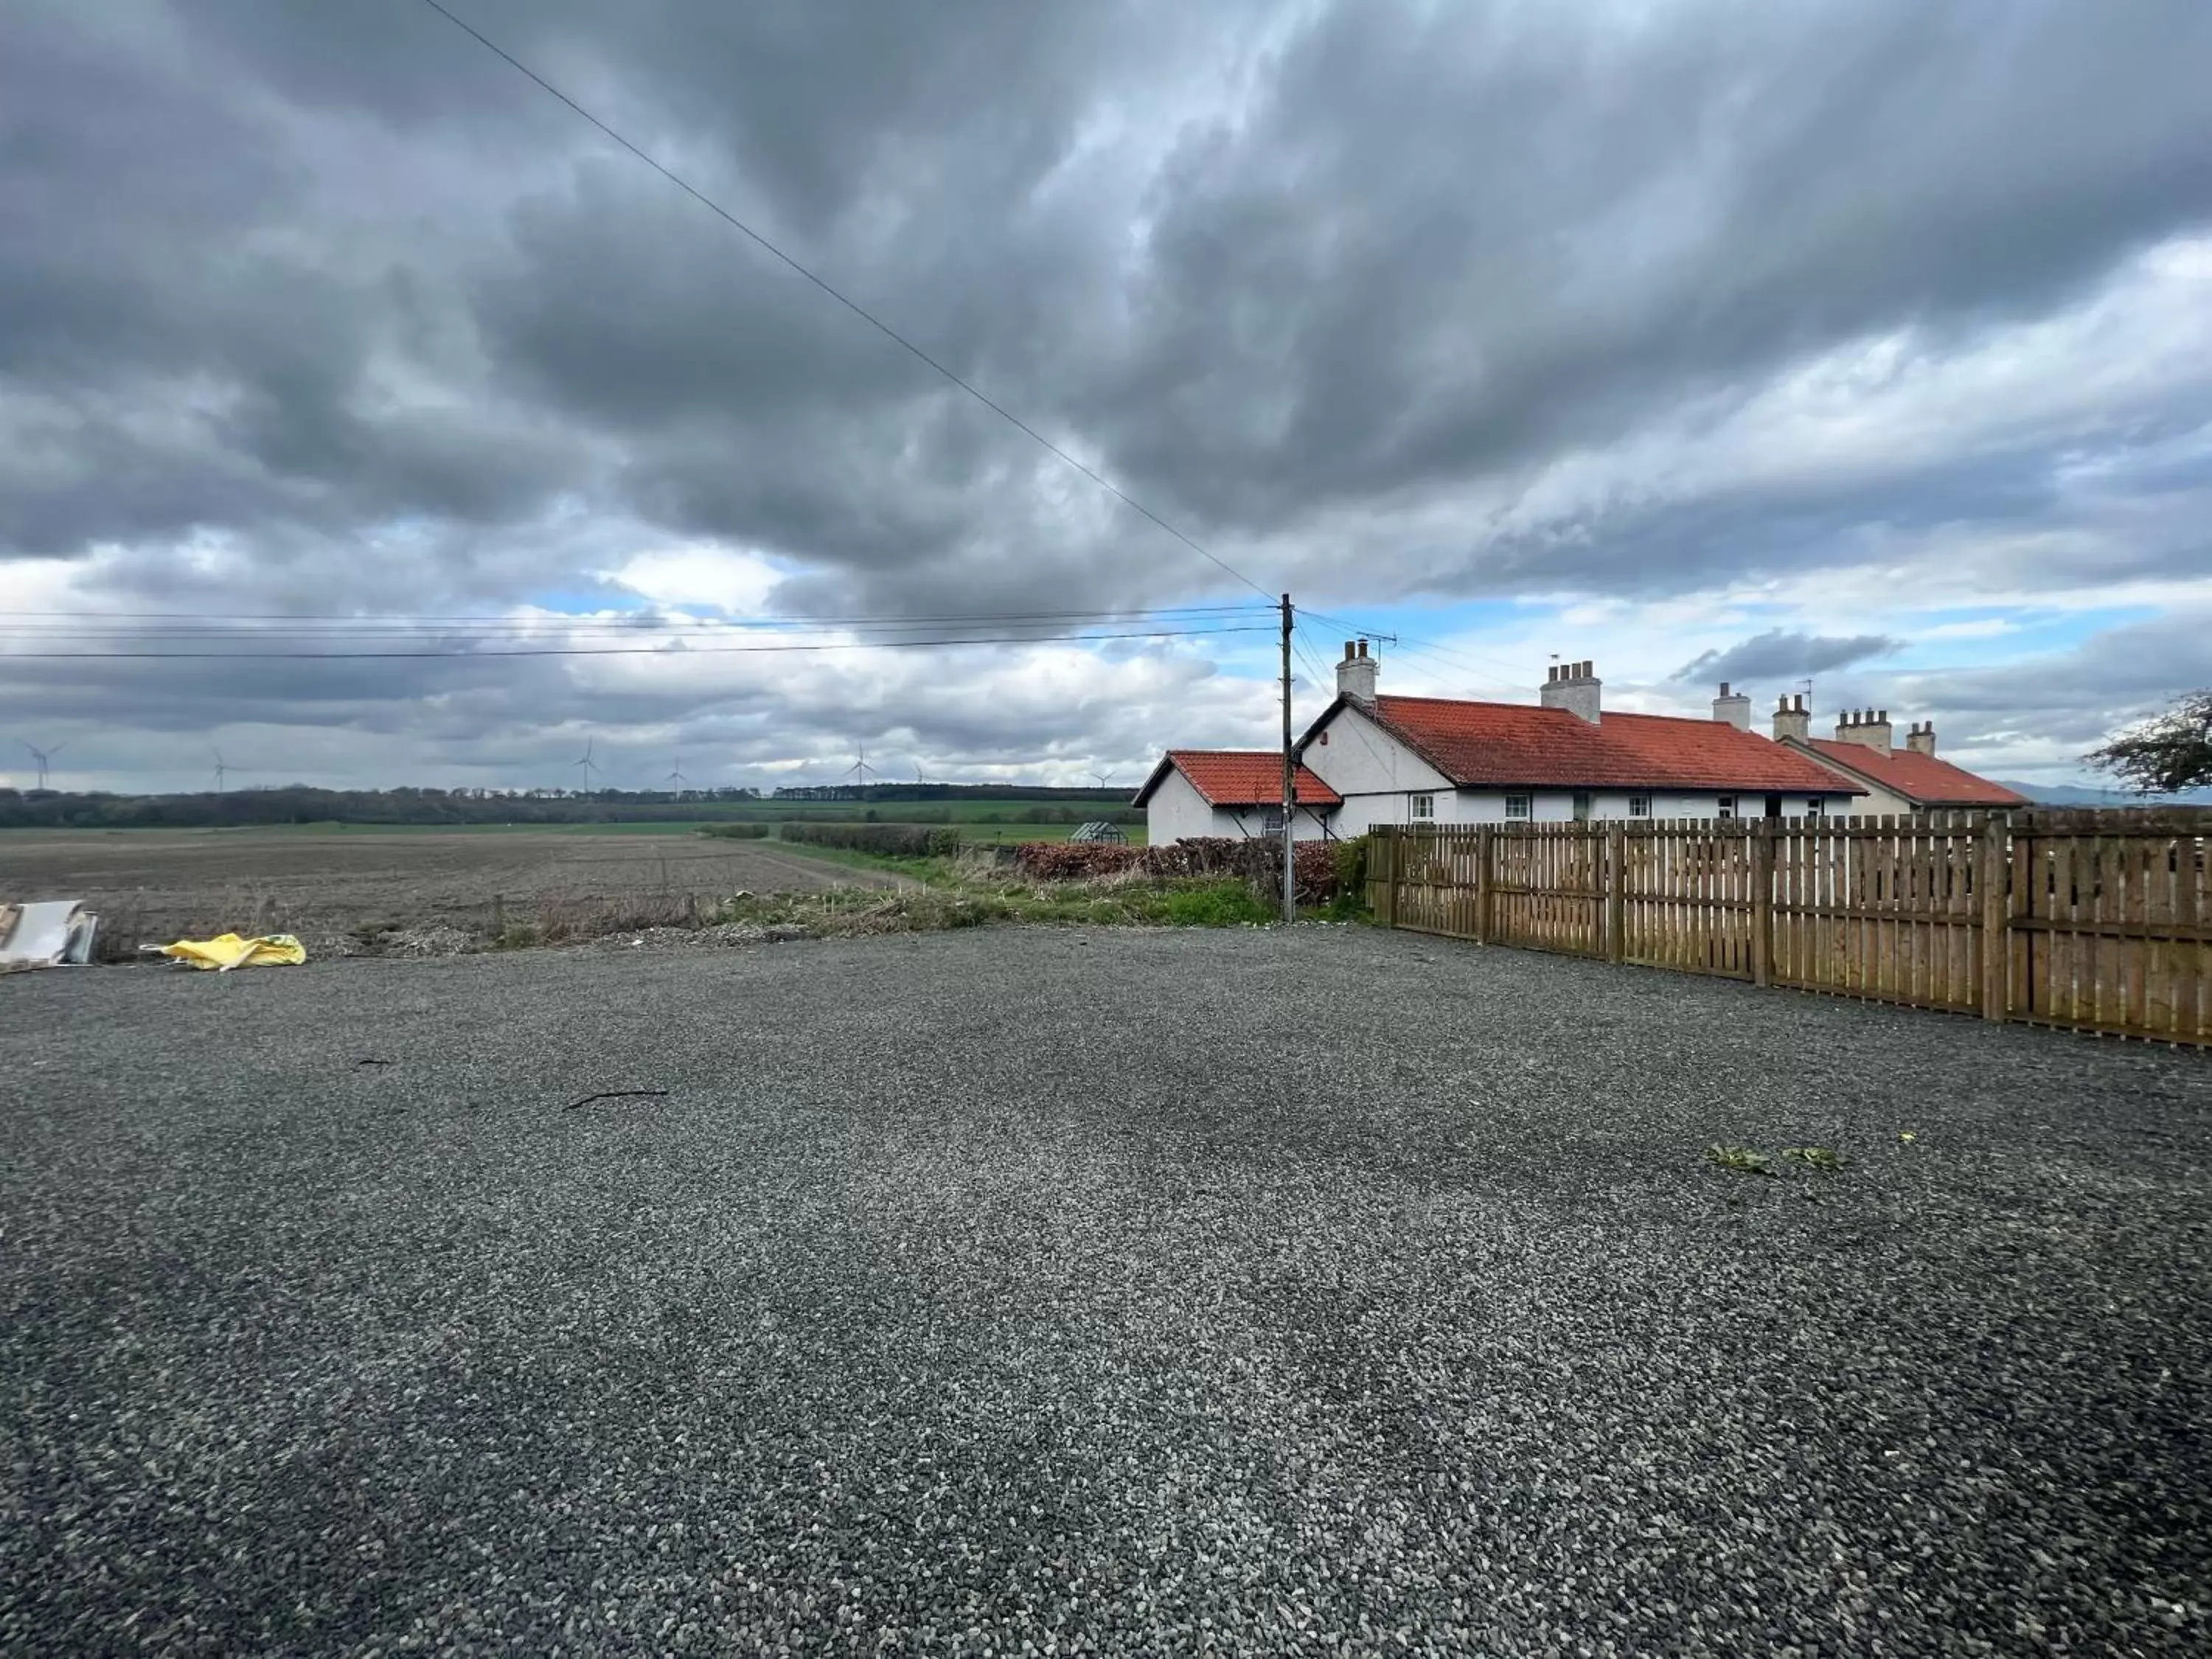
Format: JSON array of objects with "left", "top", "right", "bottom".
[{"left": 156, "top": 933, "right": 307, "bottom": 972}]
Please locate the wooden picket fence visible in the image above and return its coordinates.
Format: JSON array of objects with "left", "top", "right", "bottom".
[{"left": 1368, "top": 809, "right": 2211, "bottom": 1045}]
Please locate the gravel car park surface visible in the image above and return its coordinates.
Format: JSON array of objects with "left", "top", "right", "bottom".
[{"left": 4, "top": 927, "right": 2208, "bottom": 1656}]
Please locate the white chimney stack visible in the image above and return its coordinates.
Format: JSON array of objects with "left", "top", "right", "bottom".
[
  {"left": 1834, "top": 708, "right": 1894, "bottom": 757},
  {"left": 1906, "top": 720, "right": 1937, "bottom": 757},
  {"left": 1772, "top": 692, "right": 1810, "bottom": 742},
  {"left": 1540, "top": 659, "right": 1601, "bottom": 724},
  {"left": 1711, "top": 681, "right": 1753, "bottom": 731},
  {"left": 1336, "top": 639, "right": 1377, "bottom": 702}
]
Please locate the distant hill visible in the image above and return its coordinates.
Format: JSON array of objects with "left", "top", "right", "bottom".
[{"left": 1994, "top": 780, "right": 2212, "bottom": 807}]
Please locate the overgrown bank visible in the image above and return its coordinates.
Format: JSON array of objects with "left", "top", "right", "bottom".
[
  {"left": 487, "top": 846, "right": 1327, "bottom": 952},
  {"left": 479, "top": 835, "right": 1373, "bottom": 954}
]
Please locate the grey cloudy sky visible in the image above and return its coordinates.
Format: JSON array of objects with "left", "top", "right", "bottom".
[{"left": 4, "top": 0, "right": 2211, "bottom": 793}]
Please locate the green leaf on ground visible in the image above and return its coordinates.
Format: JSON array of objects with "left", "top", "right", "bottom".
[
  {"left": 1706, "top": 1144, "right": 1774, "bottom": 1175},
  {"left": 1781, "top": 1146, "right": 1848, "bottom": 1172}
]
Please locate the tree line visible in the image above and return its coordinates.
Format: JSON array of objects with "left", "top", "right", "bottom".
[{"left": 0, "top": 783, "right": 1138, "bottom": 831}]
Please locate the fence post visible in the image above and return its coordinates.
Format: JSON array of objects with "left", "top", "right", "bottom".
[
  {"left": 1475, "top": 824, "right": 1494, "bottom": 945},
  {"left": 1386, "top": 830, "right": 1400, "bottom": 928},
  {"left": 1371, "top": 829, "right": 1395, "bottom": 928},
  {"left": 1750, "top": 821, "right": 1775, "bottom": 987},
  {"left": 1605, "top": 822, "right": 1626, "bottom": 963},
  {"left": 1979, "top": 812, "right": 2008, "bottom": 1021}
]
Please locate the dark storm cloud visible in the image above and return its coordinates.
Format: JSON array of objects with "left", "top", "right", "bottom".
[
  {"left": 1675, "top": 630, "right": 1902, "bottom": 685},
  {"left": 11, "top": 0, "right": 2212, "bottom": 588},
  {"left": 1092, "top": 1, "right": 2212, "bottom": 536},
  {"left": 4, "top": 0, "right": 2212, "bottom": 787}
]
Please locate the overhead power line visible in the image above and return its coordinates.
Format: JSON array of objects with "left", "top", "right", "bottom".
[
  {"left": 1301, "top": 608, "right": 1533, "bottom": 689},
  {"left": 0, "top": 608, "right": 1270, "bottom": 643},
  {"left": 8, "top": 623, "right": 1272, "bottom": 662},
  {"left": 0, "top": 603, "right": 1267, "bottom": 628},
  {"left": 411, "top": 0, "right": 1273, "bottom": 602}
]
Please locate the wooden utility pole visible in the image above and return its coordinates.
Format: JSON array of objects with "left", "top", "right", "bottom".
[{"left": 1280, "top": 593, "right": 1296, "bottom": 925}]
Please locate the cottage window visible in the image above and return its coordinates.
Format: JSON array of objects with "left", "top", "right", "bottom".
[
  {"left": 1628, "top": 795, "right": 1652, "bottom": 818},
  {"left": 1262, "top": 807, "right": 1285, "bottom": 833},
  {"left": 1716, "top": 796, "right": 1738, "bottom": 819},
  {"left": 1504, "top": 794, "right": 1533, "bottom": 820},
  {"left": 1409, "top": 793, "right": 1436, "bottom": 821},
  {"left": 1804, "top": 798, "right": 1825, "bottom": 819}
]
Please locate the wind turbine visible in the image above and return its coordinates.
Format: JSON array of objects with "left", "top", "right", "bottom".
[
  {"left": 210, "top": 747, "right": 254, "bottom": 793},
  {"left": 1089, "top": 768, "right": 1115, "bottom": 791},
  {"left": 22, "top": 740, "right": 63, "bottom": 790},
  {"left": 844, "top": 740, "right": 875, "bottom": 799},
  {"left": 664, "top": 757, "right": 689, "bottom": 796},
  {"left": 573, "top": 738, "right": 601, "bottom": 794}
]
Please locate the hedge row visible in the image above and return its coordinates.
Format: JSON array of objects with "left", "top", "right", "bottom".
[
  {"left": 1012, "top": 837, "right": 1343, "bottom": 905},
  {"left": 780, "top": 821, "right": 963, "bottom": 857},
  {"left": 698, "top": 822, "right": 773, "bottom": 839}
]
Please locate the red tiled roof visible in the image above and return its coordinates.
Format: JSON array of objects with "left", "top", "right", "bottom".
[
  {"left": 1798, "top": 738, "right": 2030, "bottom": 807},
  {"left": 1134, "top": 750, "right": 1342, "bottom": 807},
  {"left": 1350, "top": 696, "right": 1860, "bottom": 793}
]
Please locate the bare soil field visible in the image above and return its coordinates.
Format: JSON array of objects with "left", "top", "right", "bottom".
[{"left": 0, "top": 827, "right": 900, "bottom": 956}]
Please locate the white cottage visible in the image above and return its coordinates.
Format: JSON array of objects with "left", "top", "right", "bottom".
[
  {"left": 1133, "top": 750, "right": 1341, "bottom": 844},
  {"left": 1767, "top": 697, "right": 2030, "bottom": 816},
  {"left": 1298, "top": 644, "right": 1860, "bottom": 827}
]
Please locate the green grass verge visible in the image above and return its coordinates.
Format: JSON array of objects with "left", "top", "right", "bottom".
[
  {"left": 717, "top": 874, "right": 1276, "bottom": 933},
  {"left": 757, "top": 841, "right": 945, "bottom": 882}
]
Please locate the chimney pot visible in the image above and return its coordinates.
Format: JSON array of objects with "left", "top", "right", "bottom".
[
  {"left": 1837, "top": 706, "right": 1895, "bottom": 756},
  {"left": 1712, "top": 681, "right": 1753, "bottom": 731},
  {"left": 1335, "top": 638, "right": 1378, "bottom": 702},
  {"left": 1540, "top": 657, "right": 1602, "bottom": 723}
]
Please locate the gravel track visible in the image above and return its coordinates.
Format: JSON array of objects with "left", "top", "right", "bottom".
[{"left": 4, "top": 928, "right": 2208, "bottom": 1656}]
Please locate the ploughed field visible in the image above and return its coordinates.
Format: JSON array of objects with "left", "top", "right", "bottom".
[{"left": 0, "top": 827, "right": 895, "bottom": 954}]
